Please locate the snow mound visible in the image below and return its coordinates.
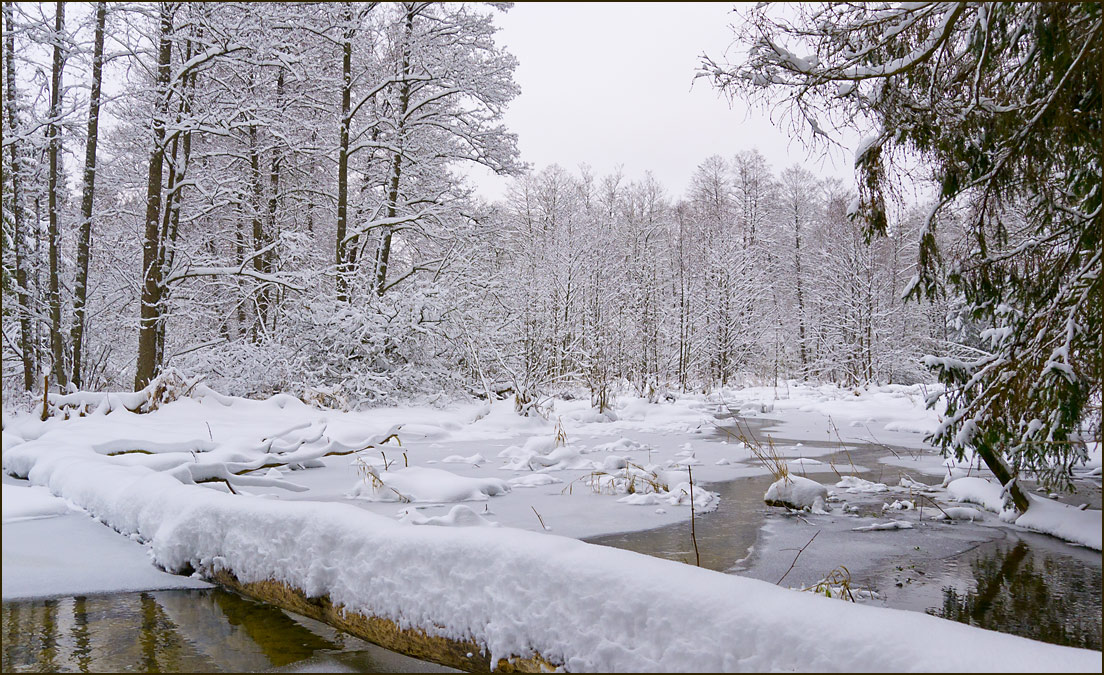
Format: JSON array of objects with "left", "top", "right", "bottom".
[
  {"left": 441, "top": 453, "right": 486, "bottom": 464},
  {"left": 507, "top": 474, "right": 563, "bottom": 489},
  {"left": 591, "top": 437, "right": 649, "bottom": 453},
  {"left": 2, "top": 484, "right": 71, "bottom": 522},
  {"left": 617, "top": 480, "right": 720, "bottom": 513},
  {"left": 398, "top": 505, "right": 499, "bottom": 528},
  {"left": 946, "top": 477, "right": 1008, "bottom": 513},
  {"left": 882, "top": 500, "right": 914, "bottom": 511},
  {"left": 349, "top": 467, "right": 509, "bottom": 503},
  {"left": 836, "top": 476, "right": 889, "bottom": 493},
  {"left": 765, "top": 476, "right": 829, "bottom": 513},
  {"left": 853, "top": 520, "right": 913, "bottom": 532},
  {"left": 927, "top": 506, "right": 984, "bottom": 521}
]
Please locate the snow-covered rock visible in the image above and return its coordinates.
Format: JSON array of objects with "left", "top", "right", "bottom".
[{"left": 764, "top": 476, "right": 829, "bottom": 513}]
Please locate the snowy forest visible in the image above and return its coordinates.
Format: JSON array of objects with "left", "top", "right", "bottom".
[
  {"left": 1, "top": 2, "right": 955, "bottom": 406},
  {"left": 1, "top": 2, "right": 1100, "bottom": 673}
]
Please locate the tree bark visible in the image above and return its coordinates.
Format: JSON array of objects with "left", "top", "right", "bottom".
[
  {"left": 46, "top": 0, "right": 67, "bottom": 389},
  {"left": 335, "top": 3, "right": 353, "bottom": 302},
  {"left": 374, "top": 5, "right": 415, "bottom": 296},
  {"left": 248, "top": 120, "right": 268, "bottom": 333},
  {"left": 265, "top": 68, "right": 284, "bottom": 329},
  {"left": 4, "top": 2, "right": 36, "bottom": 391},
  {"left": 70, "top": 0, "right": 106, "bottom": 388},
  {"left": 134, "top": 3, "right": 174, "bottom": 390}
]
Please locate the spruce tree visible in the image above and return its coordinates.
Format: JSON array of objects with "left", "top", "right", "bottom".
[{"left": 702, "top": 2, "right": 1102, "bottom": 510}]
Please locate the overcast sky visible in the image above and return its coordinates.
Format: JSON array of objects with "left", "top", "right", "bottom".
[{"left": 467, "top": 2, "right": 861, "bottom": 202}]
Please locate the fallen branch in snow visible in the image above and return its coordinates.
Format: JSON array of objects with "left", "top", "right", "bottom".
[{"left": 44, "top": 369, "right": 204, "bottom": 418}]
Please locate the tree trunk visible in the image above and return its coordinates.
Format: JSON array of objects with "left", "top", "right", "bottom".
[
  {"left": 4, "top": 2, "right": 36, "bottom": 391},
  {"left": 134, "top": 3, "right": 174, "bottom": 390},
  {"left": 792, "top": 207, "right": 807, "bottom": 378},
  {"left": 70, "top": 0, "right": 106, "bottom": 389},
  {"left": 46, "top": 0, "right": 67, "bottom": 389},
  {"left": 249, "top": 120, "right": 268, "bottom": 333},
  {"left": 265, "top": 68, "right": 284, "bottom": 329},
  {"left": 373, "top": 5, "right": 415, "bottom": 296},
  {"left": 975, "top": 442, "right": 1031, "bottom": 514},
  {"left": 335, "top": 4, "right": 353, "bottom": 302}
]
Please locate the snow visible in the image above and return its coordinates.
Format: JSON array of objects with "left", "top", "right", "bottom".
[
  {"left": 2, "top": 453, "right": 1099, "bottom": 671},
  {"left": 349, "top": 466, "right": 510, "bottom": 503},
  {"left": 764, "top": 476, "right": 829, "bottom": 512},
  {"left": 398, "top": 504, "right": 500, "bottom": 527},
  {"left": 853, "top": 519, "right": 914, "bottom": 532},
  {"left": 946, "top": 476, "right": 1009, "bottom": 514},
  {"left": 836, "top": 475, "right": 890, "bottom": 493},
  {"left": 947, "top": 477, "right": 1102, "bottom": 550},
  {"left": 2, "top": 479, "right": 210, "bottom": 600},
  {"left": 2, "top": 483, "right": 72, "bottom": 522},
  {"left": 1017, "top": 496, "right": 1102, "bottom": 550},
  {"left": 2, "top": 383, "right": 1100, "bottom": 669}
]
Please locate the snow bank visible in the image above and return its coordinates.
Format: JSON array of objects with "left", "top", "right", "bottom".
[
  {"left": 946, "top": 476, "right": 1009, "bottom": 514},
  {"left": 2, "top": 483, "right": 71, "bottom": 522},
  {"left": 1015, "top": 496, "right": 1102, "bottom": 550},
  {"left": 947, "top": 477, "right": 1102, "bottom": 550},
  {"left": 764, "top": 476, "right": 829, "bottom": 512}
]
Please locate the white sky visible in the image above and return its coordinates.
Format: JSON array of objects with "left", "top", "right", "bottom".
[{"left": 467, "top": 2, "right": 861, "bottom": 202}]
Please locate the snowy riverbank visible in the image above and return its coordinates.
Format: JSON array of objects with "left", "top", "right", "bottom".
[{"left": 3, "top": 382, "right": 1101, "bottom": 670}]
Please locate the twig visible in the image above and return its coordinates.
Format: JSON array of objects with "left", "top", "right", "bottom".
[
  {"left": 912, "top": 492, "right": 952, "bottom": 519},
  {"left": 777, "top": 530, "right": 820, "bottom": 585},
  {"left": 531, "top": 506, "right": 548, "bottom": 530},
  {"left": 688, "top": 465, "right": 701, "bottom": 567}
]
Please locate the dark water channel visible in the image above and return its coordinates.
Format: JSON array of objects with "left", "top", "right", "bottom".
[{"left": 1, "top": 588, "right": 456, "bottom": 673}]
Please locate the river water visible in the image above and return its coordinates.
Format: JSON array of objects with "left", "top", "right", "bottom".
[{"left": 1, "top": 588, "right": 457, "bottom": 673}]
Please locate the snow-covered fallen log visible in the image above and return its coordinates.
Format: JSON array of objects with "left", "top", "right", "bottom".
[{"left": 4, "top": 443, "right": 1099, "bottom": 672}]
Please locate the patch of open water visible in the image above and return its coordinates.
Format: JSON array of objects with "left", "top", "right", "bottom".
[{"left": 1, "top": 588, "right": 457, "bottom": 673}]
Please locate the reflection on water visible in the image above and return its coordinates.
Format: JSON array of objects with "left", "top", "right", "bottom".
[
  {"left": 928, "top": 540, "right": 1102, "bottom": 650},
  {"left": 1, "top": 589, "right": 456, "bottom": 673}
]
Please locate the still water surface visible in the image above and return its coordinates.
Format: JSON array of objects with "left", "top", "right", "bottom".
[{"left": 1, "top": 588, "right": 456, "bottom": 673}]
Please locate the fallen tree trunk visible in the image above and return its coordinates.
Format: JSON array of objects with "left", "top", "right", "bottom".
[{"left": 210, "top": 570, "right": 556, "bottom": 673}]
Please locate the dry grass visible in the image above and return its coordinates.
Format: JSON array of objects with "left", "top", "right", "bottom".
[
  {"left": 562, "top": 461, "right": 669, "bottom": 496},
  {"left": 554, "top": 416, "right": 568, "bottom": 448}
]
